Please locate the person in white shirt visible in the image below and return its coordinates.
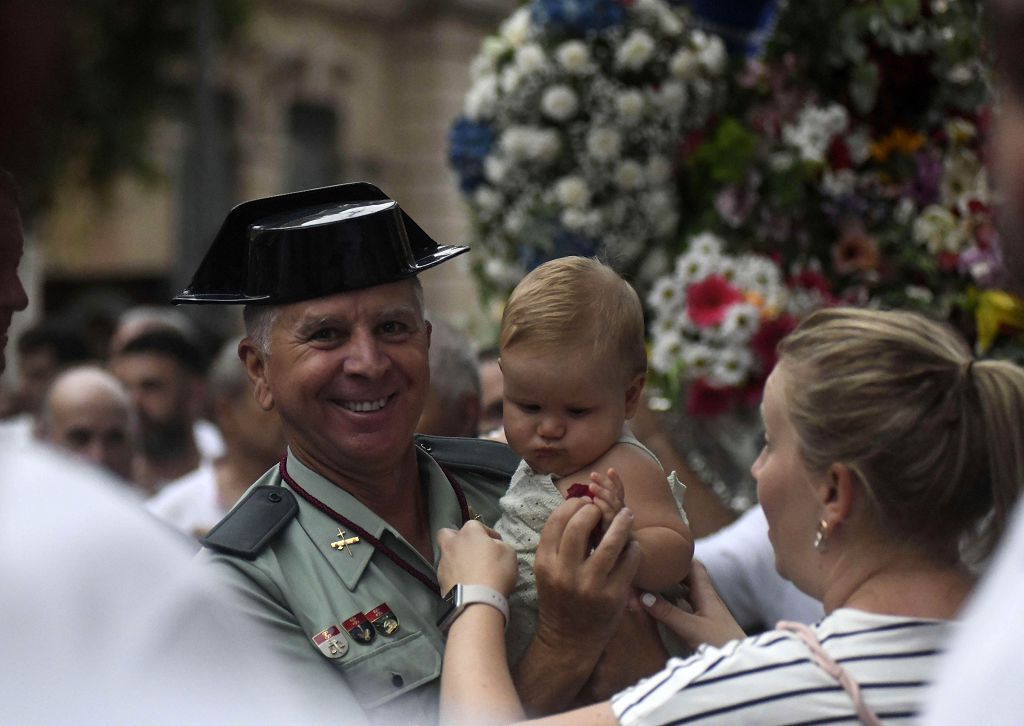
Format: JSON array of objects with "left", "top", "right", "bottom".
[{"left": 147, "top": 337, "right": 285, "bottom": 538}]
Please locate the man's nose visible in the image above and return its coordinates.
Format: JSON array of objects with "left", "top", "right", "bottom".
[
  {"left": 343, "top": 328, "right": 388, "bottom": 377},
  {"left": 1, "top": 271, "right": 28, "bottom": 312}
]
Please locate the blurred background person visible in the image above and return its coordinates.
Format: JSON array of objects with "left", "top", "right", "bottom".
[
  {"left": 0, "top": 320, "right": 92, "bottom": 444},
  {"left": 109, "top": 304, "right": 225, "bottom": 460},
  {"left": 417, "top": 311, "right": 481, "bottom": 438},
  {"left": 34, "top": 364, "right": 138, "bottom": 485},
  {"left": 147, "top": 338, "right": 285, "bottom": 539},
  {"left": 477, "top": 345, "right": 504, "bottom": 440},
  {"left": 109, "top": 327, "right": 212, "bottom": 493}
]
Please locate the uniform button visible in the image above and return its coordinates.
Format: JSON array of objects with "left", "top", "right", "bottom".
[
  {"left": 267, "top": 491, "right": 283, "bottom": 503},
  {"left": 391, "top": 673, "right": 404, "bottom": 688},
  {"left": 421, "top": 442, "right": 433, "bottom": 452}
]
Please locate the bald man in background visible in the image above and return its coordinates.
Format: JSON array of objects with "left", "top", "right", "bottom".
[{"left": 35, "top": 365, "right": 138, "bottom": 484}]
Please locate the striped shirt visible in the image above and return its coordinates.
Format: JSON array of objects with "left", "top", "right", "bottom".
[{"left": 611, "top": 608, "right": 954, "bottom": 725}]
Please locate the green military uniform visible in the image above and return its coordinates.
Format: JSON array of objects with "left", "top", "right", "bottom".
[{"left": 200, "top": 435, "right": 516, "bottom": 726}]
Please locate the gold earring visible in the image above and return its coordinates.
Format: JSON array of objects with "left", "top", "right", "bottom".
[{"left": 813, "top": 519, "right": 830, "bottom": 553}]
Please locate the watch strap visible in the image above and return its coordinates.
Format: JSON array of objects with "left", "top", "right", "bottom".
[{"left": 437, "top": 584, "right": 509, "bottom": 633}]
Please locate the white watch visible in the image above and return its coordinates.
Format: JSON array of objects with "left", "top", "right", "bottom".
[{"left": 436, "top": 584, "right": 509, "bottom": 633}]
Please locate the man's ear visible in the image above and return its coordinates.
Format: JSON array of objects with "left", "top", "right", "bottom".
[
  {"left": 624, "top": 372, "right": 646, "bottom": 419},
  {"left": 238, "top": 338, "right": 274, "bottom": 412}
]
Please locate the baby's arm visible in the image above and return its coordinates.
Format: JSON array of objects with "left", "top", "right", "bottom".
[{"left": 568, "top": 445, "right": 693, "bottom": 592}]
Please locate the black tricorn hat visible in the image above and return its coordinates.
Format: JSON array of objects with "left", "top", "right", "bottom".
[{"left": 173, "top": 182, "right": 468, "bottom": 305}]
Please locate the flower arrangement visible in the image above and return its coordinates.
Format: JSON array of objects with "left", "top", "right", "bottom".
[
  {"left": 646, "top": 232, "right": 800, "bottom": 416},
  {"left": 648, "top": 0, "right": 1024, "bottom": 417},
  {"left": 448, "top": 0, "right": 729, "bottom": 302}
]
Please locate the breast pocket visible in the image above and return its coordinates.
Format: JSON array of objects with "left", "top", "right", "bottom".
[{"left": 334, "top": 630, "right": 441, "bottom": 710}]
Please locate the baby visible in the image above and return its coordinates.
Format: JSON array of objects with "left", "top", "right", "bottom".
[{"left": 493, "top": 256, "right": 693, "bottom": 668}]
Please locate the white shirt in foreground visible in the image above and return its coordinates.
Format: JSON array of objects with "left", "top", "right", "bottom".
[
  {"left": 146, "top": 461, "right": 227, "bottom": 538},
  {"left": 0, "top": 443, "right": 368, "bottom": 725},
  {"left": 922, "top": 499, "right": 1024, "bottom": 724}
]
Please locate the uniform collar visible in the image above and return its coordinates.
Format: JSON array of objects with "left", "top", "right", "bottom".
[{"left": 282, "top": 447, "right": 465, "bottom": 591}]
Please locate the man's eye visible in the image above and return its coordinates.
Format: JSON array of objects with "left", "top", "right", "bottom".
[
  {"left": 310, "top": 328, "right": 338, "bottom": 342},
  {"left": 379, "top": 320, "right": 410, "bottom": 336}
]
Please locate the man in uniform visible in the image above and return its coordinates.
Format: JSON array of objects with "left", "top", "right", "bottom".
[{"left": 176, "top": 183, "right": 640, "bottom": 723}]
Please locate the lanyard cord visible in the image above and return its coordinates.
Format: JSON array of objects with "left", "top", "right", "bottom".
[{"left": 278, "top": 456, "right": 470, "bottom": 599}]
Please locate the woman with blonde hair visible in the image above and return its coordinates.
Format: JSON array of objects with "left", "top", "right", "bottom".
[{"left": 435, "top": 307, "right": 1024, "bottom": 725}]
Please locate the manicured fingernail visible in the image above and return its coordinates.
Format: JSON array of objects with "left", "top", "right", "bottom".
[{"left": 641, "top": 592, "right": 656, "bottom": 608}]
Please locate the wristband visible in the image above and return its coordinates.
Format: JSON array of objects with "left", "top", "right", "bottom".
[{"left": 436, "top": 584, "right": 509, "bottom": 634}]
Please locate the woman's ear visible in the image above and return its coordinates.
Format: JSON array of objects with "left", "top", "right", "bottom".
[
  {"left": 624, "top": 372, "right": 646, "bottom": 418},
  {"left": 239, "top": 338, "right": 274, "bottom": 412},
  {"left": 820, "top": 463, "right": 857, "bottom": 526}
]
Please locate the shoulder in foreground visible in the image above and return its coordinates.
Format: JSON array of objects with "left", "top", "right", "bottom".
[{"left": 415, "top": 434, "right": 519, "bottom": 480}]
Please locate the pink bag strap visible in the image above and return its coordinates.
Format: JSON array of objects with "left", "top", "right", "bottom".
[{"left": 776, "top": 620, "right": 882, "bottom": 726}]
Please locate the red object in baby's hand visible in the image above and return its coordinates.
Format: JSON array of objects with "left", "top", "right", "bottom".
[
  {"left": 565, "top": 482, "right": 602, "bottom": 551},
  {"left": 566, "top": 483, "right": 591, "bottom": 499}
]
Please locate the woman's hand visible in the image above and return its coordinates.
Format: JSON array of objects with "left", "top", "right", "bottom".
[
  {"left": 640, "top": 560, "right": 746, "bottom": 649},
  {"left": 436, "top": 520, "right": 517, "bottom": 596}
]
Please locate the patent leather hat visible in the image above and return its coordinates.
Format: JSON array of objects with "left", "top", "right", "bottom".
[{"left": 173, "top": 182, "right": 468, "bottom": 305}]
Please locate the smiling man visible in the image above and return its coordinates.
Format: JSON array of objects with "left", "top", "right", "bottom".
[{"left": 175, "top": 183, "right": 630, "bottom": 724}]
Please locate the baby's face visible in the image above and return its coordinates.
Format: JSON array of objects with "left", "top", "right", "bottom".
[{"left": 500, "top": 345, "right": 636, "bottom": 477}]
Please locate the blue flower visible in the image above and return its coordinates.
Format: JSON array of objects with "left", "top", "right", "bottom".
[
  {"left": 520, "top": 228, "right": 601, "bottom": 270},
  {"left": 448, "top": 117, "right": 495, "bottom": 192},
  {"left": 531, "top": 0, "right": 626, "bottom": 35}
]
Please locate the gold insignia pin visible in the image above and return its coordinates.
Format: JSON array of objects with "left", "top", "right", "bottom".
[{"left": 330, "top": 529, "right": 361, "bottom": 556}]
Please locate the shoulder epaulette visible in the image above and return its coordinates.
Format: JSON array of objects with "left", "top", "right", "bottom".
[
  {"left": 416, "top": 435, "right": 519, "bottom": 479},
  {"left": 201, "top": 485, "right": 298, "bottom": 559}
]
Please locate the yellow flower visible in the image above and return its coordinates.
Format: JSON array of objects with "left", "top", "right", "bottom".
[
  {"left": 869, "top": 128, "right": 926, "bottom": 162},
  {"left": 974, "top": 290, "right": 1024, "bottom": 354}
]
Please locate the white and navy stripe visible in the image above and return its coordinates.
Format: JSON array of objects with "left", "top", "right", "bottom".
[{"left": 611, "top": 609, "right": 953, "bottom": 725}]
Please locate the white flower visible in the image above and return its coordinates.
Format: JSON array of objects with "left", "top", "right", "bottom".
[
  {"left": 587, "top": 127, "right": 622, "bottom": 161},
  {"left": 697, "top": 35, "right": 727, "bottom": 75},
  {"left": 709, "top": 347, "right": 753, "bottom": 387},
  {"left": 484, "top": 156, "right": 507, "bottom": 183},
  {"left": 913, "top": 205, "right": 963, "bottom": 253},
  {"left": 515, "top": 44, "right": 548, "bottom": 74},
  {"left": 845, "top": 128, "right": 872, "bottom": 164},
  {"left": 561, "top": 208, "right": 588, "bottom": 230},
  {"left": 500, "top": 66, "right": 522, "bottom": 94},
  {"left": 554, "top": 176, "right": 590, "bottom": 207},
  {"left": 735, "top": 256, "right": 782, "bottom": 299},
  {"left": 655, "top": 82, "right": 687, "bottom": 111},
  {"left": 473, "top": 187, "right": 503, "bottom": 215},
  {"left": 484, "top": 257, "right": 524, "bottom": 287},
  {"left": 905, "top": 285, "right": 935, "bottom": 305},
  {"left": 682, "top": 343, "right": 715, "bottom": 378},
  {"left": 769, "top": 152, "right": 796, "bottom": 172},
  {"left": 720, "top": 303, "right": 760, "bottom": 342},
  {"left": 673, "top": 251, "right": 714, "bottom": 284},
  {"left": 470, "top": 54, "right": 496, "bottom": 80},
  {"left": 616, "top": 90, "right": 645, "bottom": 124},
  {"left": 822, "top": 169, "right": 857, "bottom": 198},
  {"left": 670, "top": 48, "right": 700, "bottom": 80},
  {"left": 783, "top": 103, "right": 849, "bottom": 164},
  {"left": 555, "top": 40, "right": 590, "bottom": 73},
  {"left": 541, "top": 86, "right": 578, "bottom": 121},
  {"left": 646, "top": 156, "right": 673, "bottom": 185},
  {"left": 500, "top": 8, "right": 531, "bottom": 47},
  {"left": 464, "top": 76, "right": 498, "bottom": 120},
  {"left": 501, "top": 127, "right": 561, "bottom": 162},
  {"left": 650, "top": 330, "right": 686, "bottom": 374},
  {"left": 941, "top": 149, "right": 989, "bottom": 210},
  {"left": 647, "top": 276, "right": 684, "bottom": 316},
  {"left": 616, "top": 30, "right": 656, "bottom": 71},
  {"left": 689, "top": 232, "right": 724, "bottom": 258},
  {"left": 615, "top": 160, "right": 645, "bottom": 190},
  {"left": 504, "top": 210, "right": 526, "bottom": 234}
]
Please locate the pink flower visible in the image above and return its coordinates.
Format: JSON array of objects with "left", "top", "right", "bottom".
[
  {"left": 687, "top": 378, "right": 739, "bottom": 417},
  {"left": 686, "top": 275, "right": 745, "bottom": 327},
  {"left": 831, "top": 220, "right": 880, "bottom": 275}
]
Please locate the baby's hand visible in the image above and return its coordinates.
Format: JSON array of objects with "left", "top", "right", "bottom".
[{"left": 588, "top": 467, "right": 626, "bottom": 534}]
